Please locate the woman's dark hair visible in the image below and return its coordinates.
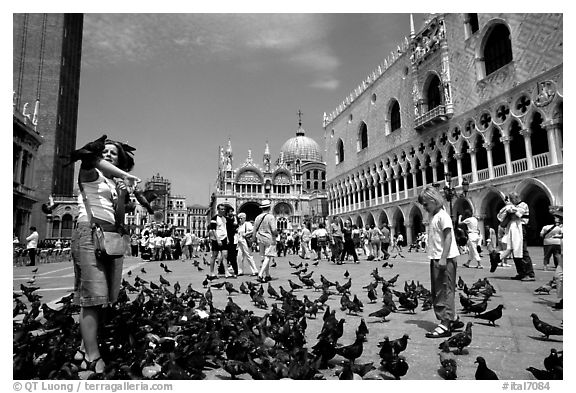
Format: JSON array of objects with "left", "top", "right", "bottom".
[
  {"left": 463, "top": 209, "right": 472, "bottom": 219},
  {"left": 105, "top": 140, "right": 134, "bottom": 172}
]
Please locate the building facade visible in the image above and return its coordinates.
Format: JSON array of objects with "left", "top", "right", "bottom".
[
  {"left": 188, "top": 204, "right": 210, "bottom": 238},
  {"left": 212, "top": 121, "right": 328, "bottom": 229},
  {"left": 13, "top": 13, "right": 84, "bottom": 241},
  {"left": 324, "top": 13, "right": 562, "bottom": 246}
]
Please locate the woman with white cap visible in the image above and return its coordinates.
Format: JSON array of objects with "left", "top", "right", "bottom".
[{"left": 236, "top": 212, "right": 259, "bottom": 276}]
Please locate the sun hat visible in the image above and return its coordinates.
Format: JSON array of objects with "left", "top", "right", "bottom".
[{"left": 260, "top": 199, "right": 271, "bottom": 208}]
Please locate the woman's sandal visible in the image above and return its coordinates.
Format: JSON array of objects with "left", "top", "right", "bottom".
[
  {"left": 80, "top": 357, "right": 105, "bottom": 373},
  {"left": 426, "top": 324, "right": 452, "bottom": 338}
]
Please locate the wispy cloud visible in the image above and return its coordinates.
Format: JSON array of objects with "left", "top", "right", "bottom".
[{"left": 82, "top": 13, "right": 341, "bottom": 87}]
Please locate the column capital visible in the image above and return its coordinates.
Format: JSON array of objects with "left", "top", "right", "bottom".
[
  {"left": 519, "top": 128, "right": 531, "bottom": 137},
  {"left": 499, "top": 135, "right": 511, "bottom": 144},
  {"left": 483, "top": 142, "right": 493, "bottom": 151}
]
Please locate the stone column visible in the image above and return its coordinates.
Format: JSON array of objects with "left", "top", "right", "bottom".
[
  {"left": 544, "top": 122, "right": 561, "bottom": 165},
  {"left": 395, "top": 176, "right": 401, "bottom": 201},
  {"left": 388, "top": 179, "right": 394, "bottom": 203},
  {"left": 380, "top": 180, "right": 385, "bottom": 205},
  {"left": 484, "top": 142, "right": 495, "bottom": 179},
  {"left": 520, "top": 128, "right": 534, "bottom": 170},
  {"left": 469, "top": 147, "right": 478, "bottom": 183},
  {"left": 403, "top": 172, "right": 409, "bottom": 200},
  {"left": 431, "top": 162, "right": 438, "bottom": 183},
  {"left": 501, "top": 136, "right": 512, "bottom": 175},
  {"left": 411, "top": 170, "right": 418, "bottom": 197},
  {"left": 406, "top": 223, "right": 413, "bottom": 246},
  {"left": 420, "top": 167, "right": 427, "bottom": 188},
  {"left": 476, "top": 213, "right": 486, "bottom": 245},
  {"left": 455, "top": 153, "right": 463, "bottom": 185}
]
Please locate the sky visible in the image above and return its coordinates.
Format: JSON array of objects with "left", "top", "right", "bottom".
[{"left": 76, "top": 12, "right": 429, "bottom": 206}]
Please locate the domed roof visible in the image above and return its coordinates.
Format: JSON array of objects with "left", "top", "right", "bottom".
[{"left": 280, "top": 126, "right": 323, "bottom": 163}]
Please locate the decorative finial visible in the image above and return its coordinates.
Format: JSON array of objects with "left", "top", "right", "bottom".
[{"left": 297, "top": 109, "right": 303, "bottom": 127}]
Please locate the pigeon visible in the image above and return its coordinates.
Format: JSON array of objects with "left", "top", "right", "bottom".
[
  {"left": 55, "top": 292, "right": 74, "bottom": 305},
  {"left": 474, "top": 304, "right": 505, "bottom": 326},
  {"left": 162, "top": 264, "right": 173, "bottom": 274},
  {"left": 356, "top": 319, "right": 369, "bottom": 339},
  {"left": 225, "top": 282, "right": 239, "bottom": 295},
  {"left": 459, "top": 293, "right": 474, "bottom": 311},
  {"left": 159, "top": 275, "right": 170, "bottom": 286},
  {"left": 133, "top": 189, "right": 165, "bottom": 215},
  {"left": 335, "top": 334, "right": 364, "bottom": 364},
  {"left": 204, "top": 287, "right": 213, "bottom": 303},
  {"left": 267, "top": 283, "right": 281, "bottom": 299},
  {"left": 211, "top": 282, "right": 226, "bottom": 290},
  {"left": 475, "top": 357, "right": 499, "bottom": 380},
  {"left": 526, "top": 367, "right": 558, "bottom": 380},
  {"left": 543, "top": 349, "right": 562, "bottom": 377},
  {"left": 239, "top": 282, "right": 249, "bottom": 294},
  {"left": 288, "top": 279, "right": 303, "bottom": 291},
  {"left": 320, "top": 275, "right": 336, "bottom": 287},
  {"left": 344, "top": 270, "right": 350, "bottom": 278},
  {"left": 530, "top": 313, "right": 563, "bottom": 339},
  {"left": 377, "top": 337, "right": 395, "bottom": 365},
  {"left": 398, "top": 294, "right": 418, "bottom": 313},
  {"left": 390, "top": 334, "right": 410, "bottom": 356},
  {"left": 66, "top": 134, "right": 107, "bottom": 166},
  {"left": 140, "top": 268, "right": 147, "bottom": 274},
  {"left": 457, "top": 275, "right": 465, "bottom": 290},
  {"left": 440, "top": 322, "right": 473, "bottom": 354},
  {"left": 127, "top": 270, "right": 132, "bottom": 277},
  {"left": 173, "top": 281, "right": 181, "bottom": 293},
  {"left": 468, "top": 298, "right": 488, "bottom": 315},
  {"left": 367, "top": 287, "right": 378, "bottom": 303},
  {"left": 438, "top": 342, "right": 457, "bottom": 380},
  {"left": 369, "top": 305, "right": 392, "bottom": 322},
  {"left": 202, "top": 277, "right": 209, "bottom": 288},
  {"left": 383, "top": 356, "right": 409, "bottom": 379},
  {"left": 534, "top": 285, "right": 551, "bottom": 295}
]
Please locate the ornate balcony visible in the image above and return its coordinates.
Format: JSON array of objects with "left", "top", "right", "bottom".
[{"left": 414, "top": 105, "right": 450, "bottom": 130}]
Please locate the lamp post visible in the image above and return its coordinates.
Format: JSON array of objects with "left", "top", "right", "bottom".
[{"left": 442, "top": 171, "right": 470, "bottom": 223}]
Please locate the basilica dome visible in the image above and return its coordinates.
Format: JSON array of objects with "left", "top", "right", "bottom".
[{"left": 280, "top": 126, "right": 323, "bottom": 163}]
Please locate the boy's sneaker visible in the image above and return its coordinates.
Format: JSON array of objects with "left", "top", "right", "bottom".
[{"left": 521, "top": 276, "right": 536, "bottom": 282}]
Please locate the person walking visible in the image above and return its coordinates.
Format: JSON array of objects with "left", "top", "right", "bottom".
[
  {"left": 493, "top": 192, "right": 535, "bottom": 281},
  {"left": 130, "top": 233, "right": 139, "bottom": 257},
  {"left": 25, "top": 226, "right": 39, "bottom": 266},
  {"left": 236, "top": 213, "right": 258, "bottom": 276},
  {"left": 253, "top": 200, "right": 277, "bottom": 282},
  {"left": 209, "top": 204, "right": 234, "bottom": 278},
  {"left": 418, "top": 186, "right": 462, "bottom": 338},
  {"left": 380, "top": 223, "right": 391, "bottom": 260},
  {"left": 225, "top": 207, "right": 239, "bottom": 275},
  {"left": 71, "top": 136, "right": 141, "bottom": 373},
  {"left": 540, "top": 214, "right": 562, "bottom": 271},
  {"left": 369, "top": 224, "right": 382, "bottom": 261},
  {"left": 459, "top": 210, "right": 482, "bottom": 269},
  {"left": 312, "top": 223, "right": 330, "bottom": 261},
  {"left": 329, "top": 217, "right": 344, "bottom": 264},
  {"left": 341, "top": 220, "right": 359, "bottom": 263},
  {"left": 299, "top": 223, "right": 311, "bottom": 259},
  {"left": 182, "top": 230, "right": 193, "bottom": 261}
]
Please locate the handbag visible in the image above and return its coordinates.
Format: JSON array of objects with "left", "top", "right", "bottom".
[{"left": 78, "top": 174, "right": 128, "bottom": 259}]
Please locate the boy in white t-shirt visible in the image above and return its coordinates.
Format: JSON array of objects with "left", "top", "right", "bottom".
[{"left": 418, "top": 186, "right": 462, "bottom": 338}]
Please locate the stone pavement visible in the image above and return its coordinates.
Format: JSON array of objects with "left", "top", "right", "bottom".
[{"left": 13, "top": 247, "right": 563, "bottom": 380}]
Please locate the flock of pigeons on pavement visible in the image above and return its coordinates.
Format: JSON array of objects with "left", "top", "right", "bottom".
[{"left": 14, "top": 255, "right": 563, "bottom": 380}]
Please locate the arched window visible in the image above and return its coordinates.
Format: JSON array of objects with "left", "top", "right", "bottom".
[
  {"left": 336, "top": 138, "right": 344, "bottom": 163},
  {"left": 427, "top": 75, "right": 442, "bottom": 110},
  {"left": 61, "top": 214, "right": 73, "bottom": 239},
  {"left": 484, "top": 24, "right": 513, "bottom": 75},
  {"left": 358, "top": 122, "right": 368, "bottom": 151},
  {"left": 390, "top": 100, "right": 401, "bottom": 131},
  {"left": 314, "top": 170, "right": 318, "bottom": 180}
]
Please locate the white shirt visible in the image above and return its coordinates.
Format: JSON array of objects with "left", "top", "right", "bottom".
[
  {"left": 214, "top": 215, "right": 228, "bottom": 241},
  {"left": 427, "top": 208, "right": 460, "bottom": 259},
  {"left": 26, "top": 231, "right": 39, "bottom": 249},
  {"left": 77, "top": 169, "right": 117, "bottom": 224}
]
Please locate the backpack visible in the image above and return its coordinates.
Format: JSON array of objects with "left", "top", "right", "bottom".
[{"left": 455, "top": 223, "right": 469, "bottom": 247}]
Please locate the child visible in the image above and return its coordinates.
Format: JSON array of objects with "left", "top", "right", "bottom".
[
  {"left": 418, "top": 186, "right": 462, "bottom": 338},
  {"left": 208, "top": 220, "right": 222, "bottom": 278}
]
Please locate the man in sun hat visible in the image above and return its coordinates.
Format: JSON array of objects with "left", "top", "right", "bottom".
[{"left": 253, "top": 199, "right": 277, "bottom": 282}]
